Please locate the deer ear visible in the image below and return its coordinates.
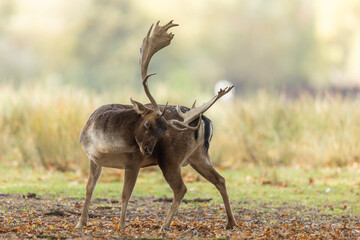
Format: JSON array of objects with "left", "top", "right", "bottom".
[{"left": 130, "top": 98, "right": 150, "bottom": 115}]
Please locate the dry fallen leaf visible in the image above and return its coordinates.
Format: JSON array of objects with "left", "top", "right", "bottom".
[{"left": 170, "top": 221, "right": 179, "bottom": 226}]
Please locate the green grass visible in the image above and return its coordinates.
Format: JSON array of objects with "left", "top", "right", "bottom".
[{"left": 1, "top": 167, "right": 359, "bottom": 216}]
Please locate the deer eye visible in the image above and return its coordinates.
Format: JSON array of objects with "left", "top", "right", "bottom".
[{"left": 144, "top": 121, "right": 151, "bottom": 129}]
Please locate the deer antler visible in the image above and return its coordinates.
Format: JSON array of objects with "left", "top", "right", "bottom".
[
  {"left": 140, "top": 20, "right": 178, "bottom": 116},
  {"left": 139, "top": 21, "right": 233, "bottom": 131},
  {"left": 168, "top": 86, "right": 234, "bottom": 131}
]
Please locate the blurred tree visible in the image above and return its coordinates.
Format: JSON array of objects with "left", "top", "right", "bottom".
[
  {"left": 191, "top": 0, "right": 316, "bottom": 91},
  {"left": 70, "top": 0, "right": 318, "bottom": 93},
  {"left": 0, "top": 1, "right": 40, "bottom": 86},
  {"left": 70, "top": 0, "right": 149, "bottom": 91},
  {"left": 1, "top": 0, "right": 360, "bottom": 93},
  {"left": 0, "top": 1, "right": 15, "bottom": 34}
]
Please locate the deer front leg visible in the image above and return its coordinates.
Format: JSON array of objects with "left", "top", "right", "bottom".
[
  {"left": 159, "top": 163, "right": 187, "bottom": 230},
  {"left": 119, "top": 166, "right": 140, "bottom": 229},
  {"left": 75, "top": 160, "right": 102, "bottom": 229}
]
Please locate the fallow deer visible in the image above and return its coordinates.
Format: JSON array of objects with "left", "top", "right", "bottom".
[{"left": 75, "top": 20, "right": 236, "bottom": 230}]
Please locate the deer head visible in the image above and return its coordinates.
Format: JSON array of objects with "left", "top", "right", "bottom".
[
  {"left": 131, "top": 21, "right": 233, "bottom": 156},
  {"left": 130, "top": 98, "right": 167, "bottom": 156}
]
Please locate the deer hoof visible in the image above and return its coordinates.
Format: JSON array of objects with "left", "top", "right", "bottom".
[
  {"left": 225, "top": 222, "right": 236, "bottom": 229},
  {"left": 160, "top": 224, "right": 170, "bottom": 232},
  {"left": 75, "top": 222, "right": 85, "bottom": 229}
]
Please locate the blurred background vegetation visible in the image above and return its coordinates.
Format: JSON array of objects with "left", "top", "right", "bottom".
[
  {"left": 2, "top": 0, "right": 360, "bottom": 92},
  {"left": 1, "top": 0, "right": 360, "bottom": 173}
]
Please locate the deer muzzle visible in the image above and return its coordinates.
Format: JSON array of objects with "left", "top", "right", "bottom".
[
  {"left": 138, "top": 141, "right": 156, "bottom": 157},
  {"left": 143, "top": 146, "right": 151, "bottom": 157}
]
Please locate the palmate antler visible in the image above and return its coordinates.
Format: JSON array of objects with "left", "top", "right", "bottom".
[
  {"left": 138, "top": 21, "right": 234, "bottom": 130},
  {"left": 140, "top": 20, "right": 178, "bottom": 117}
]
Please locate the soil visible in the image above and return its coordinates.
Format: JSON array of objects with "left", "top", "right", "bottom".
[{"left": 0, "top": 193, "right": 359, "bottom": 239}]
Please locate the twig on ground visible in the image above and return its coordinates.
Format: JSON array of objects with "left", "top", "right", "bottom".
[
  {"left": 153, "top": 197, "right": 212, "bottom": 203},
  {"left": 44, "top": 209, "right": 119, "bottom": 218}
]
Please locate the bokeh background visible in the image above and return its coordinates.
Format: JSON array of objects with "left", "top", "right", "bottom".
[{"left": 1, "top": 0, "right": 360, "bottom": 173}]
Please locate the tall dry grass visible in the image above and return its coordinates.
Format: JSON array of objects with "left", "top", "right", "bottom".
[
  {"left": 1, "top": 85, "right": 360, "bottom": 172},
  {"left": 209, "top": 91, "right": 360, "bottom": 168},
  {"left": 0, "top": 85, "right": 95, "bottom": 171}
]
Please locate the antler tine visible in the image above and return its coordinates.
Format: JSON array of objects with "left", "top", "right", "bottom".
[
  {"left": 161, "top": 102, "right": 168, "bottom": 117},
  {"left": 183, "top": 86, "right": 234, "bottom": 122},
  {"left": 218, "top": 86, "right": 234, "bottom": 98},
  {"left": 168, "top": 86, "right": 234, "bottom": 131},
  {"left": 140, "top": 21, "right": 178, "bottom": 116},
  {"left": 168, "top": 114, "right": 202, "bottom": 131},
  {"left": 191, "top": 100, "right": 196, "bottom": 109},
  {"left": 175, "top": 105, "right": 186, "bottom": 119}
]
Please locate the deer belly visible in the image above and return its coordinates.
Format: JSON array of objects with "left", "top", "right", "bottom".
[
  {"left": 96, "top": 142, "right": 137, "bottom": 154},
  {"left": 91, "top": 152, "right": 128, "bottom": 169},
  {"left": 86, "top": 135, "right": 138, "bottom": 154},
  {"left": 88, "top": 150, "right": 157, "bottom": 169}
]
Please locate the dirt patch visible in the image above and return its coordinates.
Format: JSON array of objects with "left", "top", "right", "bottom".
[{"left": 0, "top": 194, "right": 359, "bottom": 239}]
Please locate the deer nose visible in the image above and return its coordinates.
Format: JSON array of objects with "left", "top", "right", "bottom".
[{"left": 143, "top": 147, "right": 151, "bottom": 156}]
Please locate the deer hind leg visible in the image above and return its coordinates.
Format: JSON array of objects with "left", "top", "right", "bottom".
[
  {"left": 119, "top": 166, "right": 140, "bottom": 229},
  {"left": 75, "top": 160, "right": 102, "bottom": 229},
  {"left": 159, "top": 163, "right": 187, "bottom": 230},
  {"left": 189, "top": 154, "right": 236, "bottom": 229}
]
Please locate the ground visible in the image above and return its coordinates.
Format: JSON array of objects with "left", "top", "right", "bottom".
[
  {"left": 1, "top": 193, "right": 360, "bottom": 239},
  {"left": 1, "top": 167, "right": 360, "bottom": 239}
]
